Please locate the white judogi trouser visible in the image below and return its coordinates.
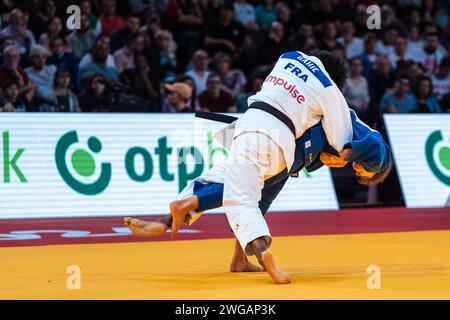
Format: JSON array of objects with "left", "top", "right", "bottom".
[{"left": 223, "top": 131, "right": 286, "bottom": 255}]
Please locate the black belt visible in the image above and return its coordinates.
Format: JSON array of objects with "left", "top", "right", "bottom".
[
  {"left": 247, "top": 102, "right": 296, "bottom": 136},
  {"left": 195, "top": 102, "right": 296, "bottom": 136}
]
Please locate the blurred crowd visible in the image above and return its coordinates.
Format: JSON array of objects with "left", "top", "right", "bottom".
[{"left": 0, "top": 0, "right": 449, "bottom": 125}]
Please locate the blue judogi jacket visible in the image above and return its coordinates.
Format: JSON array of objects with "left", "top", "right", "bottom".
[{"left": 193, "top": 109, "right": 392, "bottom": 215}]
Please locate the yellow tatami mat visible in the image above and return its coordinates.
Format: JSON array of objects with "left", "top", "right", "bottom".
[{"left": 1, "top": 230, "right": 450, "bottom": 299}]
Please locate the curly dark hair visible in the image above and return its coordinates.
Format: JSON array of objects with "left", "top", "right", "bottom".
[
  {"left": 309, "top": 49, "right": 349, "bottom": 91},
  {"left": 358, "top": 158, "right": 394, "bottom": 186}
]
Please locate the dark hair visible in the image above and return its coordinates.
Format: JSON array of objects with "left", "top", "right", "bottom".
[
  {"left": 128, "top": 12, "right": 141, "bottom": 21},
  {"left": 2, "top": 79, "right": 18, "bottom": 91},
  {"left": 207, "top": 72, "right": 221, "bottom": 82},
  {"left": 413, "top": 75, "right": 433, "bottom": 98},
  {"left": 358, "top": 158, "right": 394, "bottom": 185},
  {"left": 50, "top": 35, "right": 66, "bottom": 45},
  {"left": 53, "top": 68, "right": 70, "bottom": 87},
  {"left": 310, "top": 49, "right": 349, "bottom": 90}
]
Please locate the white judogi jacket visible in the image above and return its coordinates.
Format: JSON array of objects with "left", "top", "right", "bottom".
[{"left": 215, "top": 51, "right": 353, "bottom": 171}]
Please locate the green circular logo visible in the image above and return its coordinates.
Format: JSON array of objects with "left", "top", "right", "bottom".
[
  {"left": 71, "top": 149, "right": 95, "bottom": 177},
  {"left": 439, "top": 146, "right": 450, "bottom": 170},
  {"left": 425, "top": 130, "right": 450, "bottom": 186},
  {"left": 55, "top": 131, "right": 111, "bottom": 195}
]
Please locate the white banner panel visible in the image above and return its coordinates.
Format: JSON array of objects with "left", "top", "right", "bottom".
[
  {"left": 0, "top": 113, "right": 338, "bottom": 219},
  {"left": 384, "top": 114, "right": 450, "bottom": 208}
]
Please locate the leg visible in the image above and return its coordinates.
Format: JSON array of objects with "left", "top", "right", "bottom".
[
  {"left": 124, "top": 214, "right": 172, "bottom": 237},
  {"left": 229, "top": 239, "right": 263, "bottom": 272},
  {"left": 170, "top": 195, "right": 199, "bottom": 238},
  {"left": 223, "top": 132, "right": 290, "bottom": 283},
  {"left": 124, "top": 195, "right": 199, "bottom": 238},
  {"left": 248, "top": 237, "right": 291, "bottom": 284}
]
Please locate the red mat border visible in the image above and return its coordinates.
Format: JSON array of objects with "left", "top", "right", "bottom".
[{"left": 0, "top": 207, "right": 449, "bottom": 247}]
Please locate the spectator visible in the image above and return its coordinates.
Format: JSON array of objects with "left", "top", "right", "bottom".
[
  {"left": 255, "top": 0, "right": 277, "bottom": 29},
  {"left": 78, "top": 73, "right": 113, "bottom": 112},
  {"left": 380, "top": 4, "right": 408, "bottom": 36},
  {"left": 67, "top": 13, "right": 97, "bottom": 60},
  {"left": 113, "top": 32, "right": 144, "bottom": 73},
  {"left": 79, "top": 35, "right": 116, "bottom": 69},
  {"left": 0, "top": 8, "right": 36, "bottom": 54},
  {"left": 337, "top": 21, "right": 364, "bottom": 60},
  {"left": 80, "top": 0, "right": 102, "bottom": 36},
  {"left": 431, "top": 56, "right": 450, "bottom": 102},
  {"left": 162, "top": 82, "right": 192, "bottom": 113},
  {"left": 275, "top": 2, "right": 296, "bottom": 39},
  {"left": 25, "top": 45, "right": 56, "bottom": 97},
  {"left": 140, "top": 9, "right": 161, "bottom": 43},
  {"left": 204, "top": 4, "right": 246, "bottom": 57},
  {"left": 47, "top": 36, "right": 79, "bottom": 86},
  {"left": 0, "top": 45, "right": 35, "bottom": 103},
  {"left": 78, "top": 35, "right": 119, "bottom": 87},
  {"left": 0, "top": 81, "right": 26, "bottom": 112},
  {"left": 99, "top": 0, "right": 125, "bottom": 37},
  {"left": 0, "top": 36, "right": 15, "bottom": 65},
  {"left": 288, "top": 23, "right": 316, "bottom": 52},
  {"left": 120, "top": 53, "right": 160, "bottom": 102},
  {"left": 415, "top": 32, "right": 447, "bottom": 74},
  {"left": 28, "top": 0, "right": 57, "bottom": 40},
  {"left": 411, "top": 75, "right": 442, "bottom": 113},
  {"left": 151, "top": 29, "right": 177, "bottom": 82},
  {"left": 0, "top": 0, "right": 14, "bottom": 25},
  {"left": 258, "top": 21, "right": 288, "bottom": 66},
  {"left": 380, "top": 76, "right": 418, "bottom": 113},
  {"left": 178, "top": 74, "right": 199, "bottom": 111},
  {"left": 214, "top": 52, "right": 246, "bottom": 98},
  {"left": 344, "top": 57, "right": 370, "bottom": 121},
  {"left": 318, "top": 21, "right": 338, "bottom": 51},
  {"left": 376, "top": 26, "right": 398, "bottom": 56},
  {"left": 234, "top": 0, "right": 257, "bottom": 30},
  {"left": 38, "top": 16, "right": 66, "bottom": 51},
  {"left": 110, "top": 12, "right": 141, "bottom": 53},
  {"left": 198, "top": 73, "right": 235, "bottom": 112},
  {"left": 39, "top": 69, "right": 80, "bottom": 112},
  {"left": 388, "top": 36, "right": 413, "bottom": 69},
  {"left": 236, "top": 73, "right": 264, "bottom": 112},
  {"left": 166, "top": 0, "right": 203, "bottom": 69},
  {"left": 369, "top": 55, "right": 396, "bottom": 105},
  {"left": 185, "top": 49, "right": 211, "bottom": 95},
  {"left": 406, "top": 26, "right": 424, "bottom": 58},
  {"left": 359, "top": 33, "right": 379, "bottom": 79}
]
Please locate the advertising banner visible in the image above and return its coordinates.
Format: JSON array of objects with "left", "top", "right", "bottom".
[
  {"left": 384, "top": 114, "right": 450, "bottom": 208},
  {"left": 0, "top": 114, "right": 338, "bottom": 219}
]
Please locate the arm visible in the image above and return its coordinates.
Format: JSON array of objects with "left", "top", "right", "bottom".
[{"left": 318, "top": 86, "right": 353, "bottom": 152}]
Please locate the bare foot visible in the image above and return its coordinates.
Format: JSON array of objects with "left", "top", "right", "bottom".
[
  {"left": 169, "top": 200, "right": 190, "bottom": 238},
  {"left": 262, "top": 251, "right": 291, "bottom": 284},
  {"left": 124, "top": 217, "right": 168, "bottom": 237},
  {"left": 230, "top": 259, "right": 264, "bottom": 272}
]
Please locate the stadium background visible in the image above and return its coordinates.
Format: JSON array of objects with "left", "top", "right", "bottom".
[
  {"left": 0, "top": 0, "right": 449, "bottom": 208},
  {"left": 0, "top": 0, "right": 449, "bottom": 300}
]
